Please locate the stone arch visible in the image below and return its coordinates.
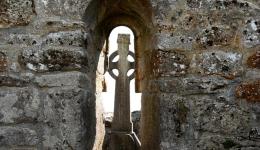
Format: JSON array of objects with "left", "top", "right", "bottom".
[{"left": 83, "top": 0, "right": 159, "bottom": 149}]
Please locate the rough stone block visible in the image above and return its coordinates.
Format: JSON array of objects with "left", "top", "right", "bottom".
[
  {"left": 247, "top": 50, "right": 260, "bottom": 69},
  {"left": 0, "top": 46, "right": 22, "bottom": 73},
  {"left": 152, "top": 0, "right": 172, "bottom": 22},
  {"left": 0, "top": 52, "right": 7, "bottom": 72},
  {"left": 158, "top": 75, "right": 229, "bottom": 94},
  {"left": 1, "top": 30, "right": 88, "bottom": 48},
  {"left": 195, "top": 26, "right": 236, "bottom": 48},
  {"left": 37, "top": 0, "right": 90, "bottom": 19},
  {"left": 157, "top": 78, "right": 181, "bottom": 93},
  {"left": 196, "top": 134, "right": 260, "bottom": 150},
  {"left": 243, "top": 18, "right": 260, "bottom": 48},
  {"left": 189, "top": 95, "right": 251, "bottom": 134},
  {"left": 39, "top": 87, "right": 92, "bottom": 149},
  {"left": 159, "top": 93, "right": 256, "bottom": 150},
  {"left": 236, "top": 80, "right": 260, "bottom": 102},
  {"left": 0, "top": 126, "right": 38, "bottom": 147},
  {"left": 34, "top": 71, "right": 91, "bottom": 88},
  {"left": 245, "top": 70, "right": 260, "bottom": 79},
  {"left": 182, "top": 75, "right": 229, "bottom": 94},
  {"left": 0, "top": 74, "right": 30, "bottom": 87},
  {"left": 0, "top": 88, "right": 40, "bottom": 124},
  {"left": 1, "top": 34, "right": 40, "bottom": 46},
  {"left": 0, "top": 0, "right": 35, "bottom": 28},
  {"left": 159, "top": 93, "right": 191, "bottom": 150},
  {"left": 44, "top": 30, "right": 88, "bottom": 47},
  {"left": 195, "top": 135, "right": 226, "bottom": 150},
  {"left": 19, "top": 46, "right": 88, "bottom": 72},
  {"left": 156, "top": 34, "right": 193, "bottom": 51},
  {"left": 154, "top": 49, "right": 190, "bottom": 77},
  {"left": 186, "top": 0, "right": 253, "bottom": 10},
  {"left": 197, "top": 51, "right": 242, "bottom": 78}
]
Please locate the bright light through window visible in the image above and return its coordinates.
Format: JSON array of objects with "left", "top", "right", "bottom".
[{"left": 101, "top": 26, "right": 141, "bottom": 113}]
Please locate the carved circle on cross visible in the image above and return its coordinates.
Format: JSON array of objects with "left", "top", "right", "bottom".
[{"left": 108, "top": 50, "right": 135, "bottom": 80}]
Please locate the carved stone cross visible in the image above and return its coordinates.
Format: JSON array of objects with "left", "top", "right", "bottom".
[{"left": 108, "top": 34, "right": 141, "bottom": 150}]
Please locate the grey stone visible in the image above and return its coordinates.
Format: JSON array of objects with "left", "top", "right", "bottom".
[
  {"left": 1, "top": 30, "right": 88, "bottom": 47},
  {"left": 34, "top": 71, "right": 91, "bottom": 88},
  {"left": 39, "top": 87, "right": 91, "bottom": 150},
  {"left": 0, "top": 126, "right": 38, "bottom": 146},
  {"left": 35, "top": 0, "right": 90, "bottom": 19},
  {"left": 0, "top": 52, "right": 7, "bottom": 72},
  {"left": 243, "top": 18, "right": 260, "bottom": 48},
  {"left": 189, "top": 95, "right": 251, "bottom": 134},
  {"left": 182, "top": 75, "right": 230, "bottom": 94},
  {"left": 0, "top": 74, "right": 30, "bottom": 87},
  {"left": 0, "top": 88, "right": 40, "bottom": 124},
  {"left": 19, "top": 46, "right": 88, "bottom": 72},
  {"left": 198, "top": 51, "right": 243, "bottom": 78},
  {"left": 158, "top": 75, "right": 230, "bottom": 94},
  {"left": 156, "top": 34, "right": 193, "bottom": 51}
]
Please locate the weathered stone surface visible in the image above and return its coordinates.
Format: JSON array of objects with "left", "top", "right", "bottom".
[
  {"left": 0, "top": 0, "right": 35, "bottom": 28},
  {"left": 195, "top": 26, "right": 235, "bottom": 48},
  {"left": 0, "top": 52, "right": 7, "bottom": 72},
  {"left": 39, "top": 87, "right": 91, "bottom": 149},
  {"left": 0, "top": 88, "right": 40, "bottom": 124},
  {"left": 19, "top": 46, "right": 88, "bottom": 72},
  {"left": 158, "top": 75, "right": 230, "bottom": 94},
  {"left": 0, "top": 34, "right": 40, "bottom": 46},
  {"left": 156, "top": 34, "right": 193, "bottom": 51},
  {"left": 35, "top": 0, "right": 90, "bottom": 19},
  {"left": 159, "top": 94, "right": 190, "bottom": 150},
  {"left": 245, "top": 70, "right": 260, "bottom": 79},
  {"left": 160, "top": 93, "right": 255, "bottom": 150},
  {"left": 34, "top": 71, "right": 90, "bottom": 88},
  {"left": 186, "top": 0, "right": 256, "bottom": 10},
  {"left": 0, "top": 74, "right": 30, "bottom": 87},
  {"left": 1, "top": 30, "right": 88, "bottom": 47},
  {"left": 247, "top": 50, "right": 260, "bottom": 69},
  {"left": 44, "top": 30, "right": 88, "bottom": 47},
  {"left": 0, "top": 126, "right": 38, "bottom": 147},
  {"left": 236, "top": 80, "right": 260, "bottom": 102},
  {"left": 154, "top": 49, "right": 190, "bottom": 77},
  {"left": 197, "top": 51, "right": 242, "bottom": 78},
  {"left": 190, "top": 95, "right": 251, "bottom": 134},
  {"left": 0, "top": 46, "right": 22, "bottom": 73},
  {"left": 182, "top": 75, "right": 230, "bottom": 94},
  {"left": 243, "top": 18, "right": 260, "bottom": 48}
]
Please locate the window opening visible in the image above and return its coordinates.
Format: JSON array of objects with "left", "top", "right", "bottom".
[{"left": 101, "top": 26, "right": 141, "bottom": 113}]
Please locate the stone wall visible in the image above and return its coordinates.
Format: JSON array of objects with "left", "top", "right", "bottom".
[
  {"left": 0, "top": 0, "right": 104, "bottom": 149},
  {"left": 151, "top": 0, "right": 260, "bottom": 149},
  {"left": 0, "top": 0, "right": 259, "bottom": 150}
]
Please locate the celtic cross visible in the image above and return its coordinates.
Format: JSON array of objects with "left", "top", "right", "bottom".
[{"left": 108, "top": 34, "right": 141, "bottom": 150}]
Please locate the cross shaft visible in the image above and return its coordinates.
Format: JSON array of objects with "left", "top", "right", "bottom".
[{"left": 108, "top": 34, "right": 140, "bottom": 150}]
